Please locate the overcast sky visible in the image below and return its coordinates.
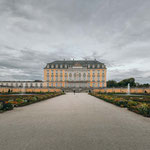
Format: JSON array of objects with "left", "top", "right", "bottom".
[{"left": 0, "top": 0, "right": 150, "bottom": 83}]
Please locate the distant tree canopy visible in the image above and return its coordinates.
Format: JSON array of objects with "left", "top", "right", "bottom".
[
  {"left": 118, "top": 78, "right": 136, "bottom": 87},
  {"left": 107, "top": 80, "right": 118, "bottom": 88},
  {"left": 107, "top": 78, "right": 149, "bottom": 88}
]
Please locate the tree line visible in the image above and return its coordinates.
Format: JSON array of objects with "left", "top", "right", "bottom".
[{"left": 107, "top": 78, "right": 150, "bottom": 88}]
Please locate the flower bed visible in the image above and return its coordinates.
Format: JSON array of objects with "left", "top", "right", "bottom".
[
  {"left": 90, "top": 93, "right": 150, "bottom": 117},
  {"left": 0, "top": 92, "right": 64, "bottom": 113}
]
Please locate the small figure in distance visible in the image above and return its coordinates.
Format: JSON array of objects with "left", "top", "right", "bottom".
[{"left": 73, "top": 90, "right": 75, "bottom": 95}]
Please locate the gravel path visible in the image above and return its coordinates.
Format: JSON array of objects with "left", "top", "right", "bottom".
[{"left": 0, "top": 93, "right": 150, "bottom": 150}]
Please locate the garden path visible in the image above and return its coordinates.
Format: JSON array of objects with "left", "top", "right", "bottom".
[{"left": 0, "top": 93, "right": 150, "bottom": 150}]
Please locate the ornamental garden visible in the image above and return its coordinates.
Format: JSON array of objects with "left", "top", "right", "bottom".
[
  {"left": 0, "top": 92, "right": 64, "bottom": 113},
  {"left": 90, "top": 92, "right": 150, "bottom": 117}
]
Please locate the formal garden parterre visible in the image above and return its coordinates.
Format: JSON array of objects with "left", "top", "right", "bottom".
[
  {"left": 90, "top": 92, "right": 150, "bottom": 117},
  {"left": 0, "top": 92, "right": 64, "bottom": 113}
]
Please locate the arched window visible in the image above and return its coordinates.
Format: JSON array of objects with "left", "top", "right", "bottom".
[
  {"left": 83, "top": 73, "right": 86, "bottom": 77},
  {"left": 79, "top": 73, "right": 81, "bottom": 77},
  {"left": 69, "top": 73, "right": 72, "bottom": 77}
]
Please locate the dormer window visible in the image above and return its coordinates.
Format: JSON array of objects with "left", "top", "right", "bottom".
[
  {"left": 56, "top": 64, "right": 58, "bottom": 68},
  {"left": 88, "top": 64, "right": 90, "bottom": 68},
  {"left": 97, "top": 64, "right": 100, "bottom": 68},
  {"left": 47, "top": 65, "right": 50, "bottom": 68},
  {"left": 65, "top": 64, "right": 67, "bottom": 68},
  {"left": 51, "top": 65, "right": 54, "bottom": 68},
  {"left": 60, "top": 64, "right": 63, "bottom": 68},
  {"left": 92, "top": 65, "right": 95, "bottom": 68}
]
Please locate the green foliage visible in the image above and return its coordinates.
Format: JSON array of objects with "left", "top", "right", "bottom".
[
  {"left": 127, "top": 100, "right": 138, "bottom": 108},
  {"left": 107, "top": 80, "right": 118, "bottom": 87},
  {"left": 0, "top": 102, "right": 4, "bottom": 110},
  {"left": 114, "top": 99, "right": 128, "bottom": 107},
  {"left": 118, "top": 78, "right": 136, "bottom": 87},
  {"left": 136, "top": 103, "right": 150, "bottom": 117},
  {"left": 3, "top": 103, "right": 14, "bottom": 110},
  {"left": 16, "top": 98, "right": 24, "bottom": 103},
  {"left": 107, "top": 78, "right": 137, "bottom": 87},
  {"left": 91, "top": 93, "right": 150, "bottom": 117}
]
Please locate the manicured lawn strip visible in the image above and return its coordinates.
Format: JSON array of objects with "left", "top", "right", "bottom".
[
  {"left": 90, "top": 93, "right": 150, "bottom": 117},
  {"left": 0, "top": 92, "right": 64, "bottom": 113}
]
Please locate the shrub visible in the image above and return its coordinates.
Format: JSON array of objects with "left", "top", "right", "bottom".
[
  {"left": 16, "top": 98, "right": 24, "bottom": 104},
  {"left": 3, "top": 103, "right": 14, "bottom": 110},
  {"left": 0, "top": 102, "right": 4, "bottom": 110},
  {"left": 137, "top": 103, "right": 150, "bottom": 117},
  {"left": 127, "top": 100, "right": 138, "bottom": 110},
  {"left": 114, "top": 99, "right": 128, "bottom": 107}
]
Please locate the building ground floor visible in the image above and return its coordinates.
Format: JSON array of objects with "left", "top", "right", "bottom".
[
  {"left": 0, "top": 81, "right": 107, "bottom": 88},
  {"left": 0, "top": 87, "right": 149, "bottom": 94}
]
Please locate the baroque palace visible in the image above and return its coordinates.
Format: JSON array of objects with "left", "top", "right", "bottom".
[
  {"left": 44, "top": 60, "right": 107, "bottom": 89},
  {"left": 0, "top": 60, "right": 149, "bottom": 93},
  {"left": 0, "top": 60, "right": 107, "bottom": 90}
]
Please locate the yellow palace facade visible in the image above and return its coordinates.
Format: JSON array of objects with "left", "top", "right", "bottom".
[{"left": 44, "top": 60, "right": 107, "bottom": 89}]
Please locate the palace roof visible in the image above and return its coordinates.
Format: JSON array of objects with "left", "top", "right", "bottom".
[{"left": 44, "top": 60, "right": 106, "bottom": 69}]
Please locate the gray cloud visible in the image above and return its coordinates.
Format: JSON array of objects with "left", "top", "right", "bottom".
[{"left": 0, "top": 0, "right": 150, "bottom": 83}]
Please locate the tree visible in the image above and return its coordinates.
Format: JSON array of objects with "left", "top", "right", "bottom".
[
  {"left": 118, "top": 78, "right": 136, "bottom": 87},
  {"left": 107, "top": 80, "right": 118, "bottom": 87},
  {"left": 107, "top": 78, "right": 137, "bottom": 88}
]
